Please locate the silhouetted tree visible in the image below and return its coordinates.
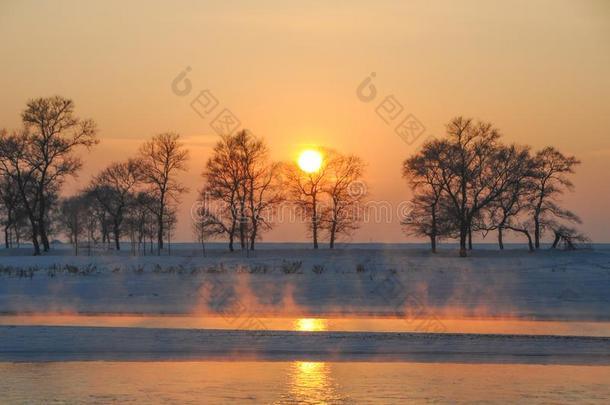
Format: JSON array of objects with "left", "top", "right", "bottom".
[
  {"left": 235, "top": 132, "right": 284, "bottom": 250},
  {"left": 322, "top": 152, "right": 367, "bottom": 249},
  {"left": 402, "top": 139, "right": 453, "bottom": 253},
  {"left": 0, "top": 97, "right": 97, "bottom": 255},
  {"left": 59, "top": 195, "right": 88, "bottom": 255},
  {"left": 402, "top": 193, "right": 454, "bottom": 253},
  {"left": 550, "top": 225, "right": 589, "bottom": 250},
  {"left": 130, "top": 191, "right": 158, "bottom": 255},
  {"left": 431, "top": 118, "right": 531, "bottom": 256},
  {"left": 483, "top": 145, "right": 535, "bottom": 249},
  {"left": 201, "top": 133, "right": 245, "bottom": 251},
  {"left": 88, "top": 159, "right": 141, "bottom": 250},
  {"left": 201, "top": 130, "right": 283, "bottom": 251},
  {"left": 192, "top": 201, "right": 218, "bottom": 257},
  {"left": 22, "top": 96, "right": 98, "bottom": 252},
  {"left": 530, "top": 147, "right": 581, "bottom": 249},
  {"left": 401, "top": 117, "right": 584, "bottom": 255},
  {"left": 0, "top": 174, "right": 27, "bottom": 248},
  {"left": 285, "top": 154, "right": 329, "bottom": 249},
  {"left": 138, "top": 133, "right": 189, "bottom": 255}
]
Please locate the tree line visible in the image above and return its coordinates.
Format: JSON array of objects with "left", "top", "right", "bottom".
[
  {"left": 0, "top": 96, "right": 367, "bottom": 255},
  {"left": 402, "top": 116, "right": 586, "bottom": 257},
  {"left": 1, "top": 98, "right": 586, "bottom": 256},
  {"left": 0, "top": 96, "right": 191, "bottom": 255},
  {"left": 193, "top": 131, "right": 366, "bottom": 252}
]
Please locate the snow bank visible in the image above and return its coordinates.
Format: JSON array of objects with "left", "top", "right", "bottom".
[{"left": 1, "top": 247, "right": 609, "bottom": 320}]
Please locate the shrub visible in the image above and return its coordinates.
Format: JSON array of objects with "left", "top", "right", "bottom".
[{"left": 281, "top": 260, "right": 302, "bottom": 274}]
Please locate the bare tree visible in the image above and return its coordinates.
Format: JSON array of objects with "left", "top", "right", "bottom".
[
  {"left": 88, "top": 159, "right": 141, "bottom": 250},
  {"left": 138, "top": 133, "right": 189, "bottom": 255},
  {"left": 321, "top": 152, "right": 366, "bottom": 249},
  {"left": 483, "top": 145, "right": 534, "bottom": 249},
  {"left": 401, "top": 193, "right": 454, "bottom": 253},
  {"left": 192, "top": 202, "right": 219, "bottom": 257},
  {"left": 200, "top": 130, "right": 283, "bottom": 251},
  {"left": 164, "top": 206, "right": 178, "bottom": 256},
  {"left": 0, "top": 97, "right": 97, "bottom": 255},
  {"left": 285, "top": 156, "right": 329, "bottom": 249},
  {"left": 429, "top": 117, "right": 528, "bottom": 256},
  {"left": 550, "top": 225, "right": 590, "bottom": 250},
  {"left": 21, "top": 96, "right": 98, "bottom": 252},
  {"left": 402, "top": 140, "right": 453, "bottom": 253},
  {"left": 201, "top": 134, "right": 244, "bottom": 251},
  {"left": 0, "top": 174, "right": 27, "bottom": 248},
  {"left": 401, "top": 117, "right": 574, "bottom": 256},
  {"left": 530, "top": 147, "right": 581, "bottom": 249},
  {"left": 131, "top": 191, "right": 158, "bottom": 255},
  {"left": 233, "top": 131, "right": 284, "bottom": 250},
  {"left": 82, "top": 193, "right": 103, "bottom": 256},
  {"left": 0, "top": 128, "right": 49, "bottom": 255},
  {"left": 59, "top": 195, "right": 88, "bottom": 255}
]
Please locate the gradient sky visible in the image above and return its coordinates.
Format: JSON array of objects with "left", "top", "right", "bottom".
[{"left": 1, "top": 0, "right": 609, "bottom": 243}]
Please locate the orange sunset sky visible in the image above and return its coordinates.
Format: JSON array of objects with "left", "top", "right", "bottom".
[{"left": 1, "top": 0, "right": 609, "bottom": 243}]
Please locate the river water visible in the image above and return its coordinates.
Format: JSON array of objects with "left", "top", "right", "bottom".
[{"left": 1, "top": 361, "right": 609, "bottom": 404}]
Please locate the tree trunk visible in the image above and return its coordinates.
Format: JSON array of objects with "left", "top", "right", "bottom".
[
  {"left": 329, "top": 220, "right": 337, "bottom": 249},
  {"left": 498, "top": 227, "right": 504, "bottom": 250},
  {"left": 468, "top": 225, "right": 473, "bottom": 250},
  {"left": 312, "top": 198, "right": 318, "bottom": 249},
  {"left": 167, "top": 228, "right": 171, "bottom": 256},
  {"left": 430, "top": 207, "right": 437, "bottom": 254},
  {"left": 459, "top": 221, "right": 468, "bottom": 257},
  {"left": 551, "top": 231, "right": 560, "bottom": 249},
  {"left": 38, "top": 189, "right": 50, "bottom": 252},
  {"left": 4, "top": 226, "right": 9, "bottom": 249},
  {"left": 534, "top": 216, "right": 540, "bottom": 249},
  {"left": 525, "top": 231, "right": 534, "bottom": 252},
  {"left": 114, "top": 222, "right": 121, "bottom": 251},
  {"left": 228, "top": 219, "right": 236, "bottom": 252},
  {"left": 249, "top": 218, "right": 258, "bottom": 251},
  {"left": 40, "top": 226, "right": 50, "bottom": 252},
  {"left": 25, "top": 213, "right": 41, "bottom": 256},
  {"left": 31, "top": 227, "right": 41, "bottom": 256},
  {"left": 239, "top": 215, "right": 246, "bottom": 250},
  {"left": 157, "top": 215, "right": 163, "bottom": 255}
]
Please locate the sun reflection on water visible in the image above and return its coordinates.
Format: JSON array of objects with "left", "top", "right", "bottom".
[
  {"left": 277, "top": 361, "right": 343, "bottom": 404},
  {"left": 294, "top": 318, "right": 328, "bottom": 332}
]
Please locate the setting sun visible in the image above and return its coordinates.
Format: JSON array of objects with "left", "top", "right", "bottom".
[{"left": 298, "top": 150, "right": 323, "bottom": 173}]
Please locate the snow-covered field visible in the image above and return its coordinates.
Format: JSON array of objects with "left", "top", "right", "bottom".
[
  {"left": 1, "top": 245, "right": 609, "bottom": 320},
  {"left": 1, "top": 245, "right": 610, "bottom": 367}
]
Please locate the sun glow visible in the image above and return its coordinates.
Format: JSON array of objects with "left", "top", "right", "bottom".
[
  {"left": 297, "top": 149, "right": 323, "bottom": 173},
  {"left": 295, "top": 318, "right": 328, "bottom": 332}
]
